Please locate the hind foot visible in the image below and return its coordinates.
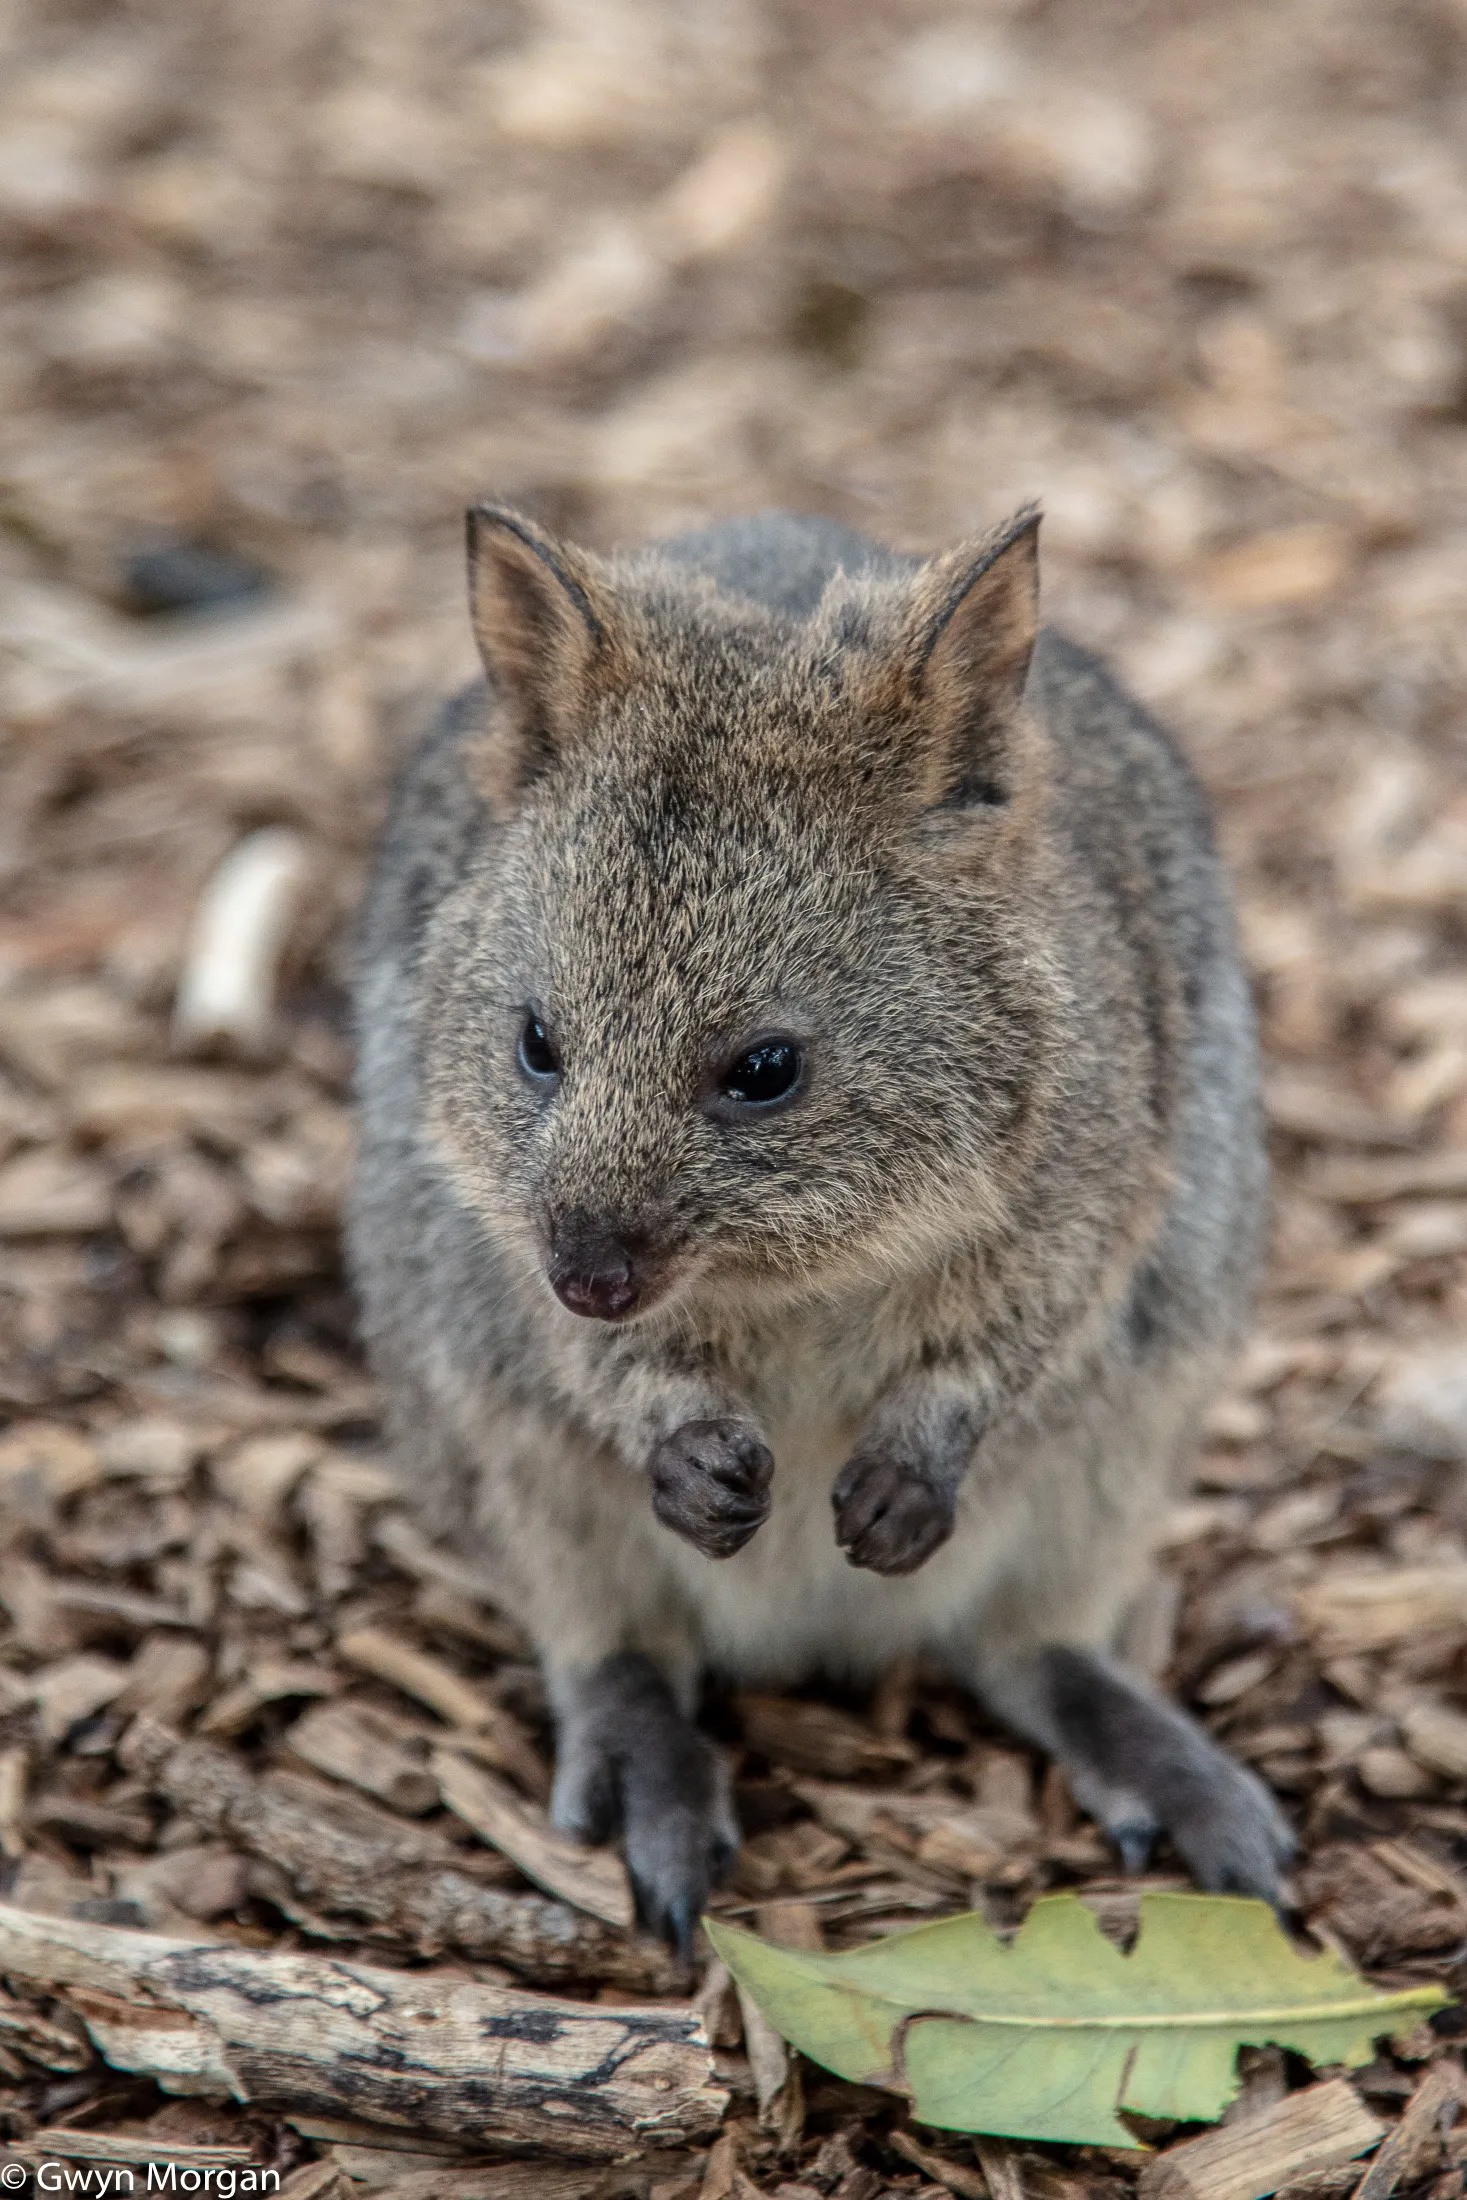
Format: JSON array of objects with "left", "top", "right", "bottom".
[
  {"left": 551, "top": 1652, "right": 738, "bottom": 1955},
  {"left": 978, "top": 1643, "right": 1295, "bottom": 1901}
]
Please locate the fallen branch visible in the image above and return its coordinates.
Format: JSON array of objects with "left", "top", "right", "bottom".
[
  {"left": 0, "top": 1904, "right": 726, "bottom": 2161},
  {"left": 119, "top": 1719, "right": 683, "bottom": 1994}
]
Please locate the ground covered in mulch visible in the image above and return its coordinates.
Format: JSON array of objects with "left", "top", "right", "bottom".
[{"left": 6, "top": 0, "right": 1467, "bottom": 2193}]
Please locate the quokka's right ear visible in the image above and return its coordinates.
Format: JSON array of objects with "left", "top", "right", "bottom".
[
  {"left": 901, "top": 504, "right": 1042, "bottom": 814},
  {"left": 466, "top": 504, "right": 630, "bottom": 814}
]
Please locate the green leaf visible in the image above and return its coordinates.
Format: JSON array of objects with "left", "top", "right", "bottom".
[{"left": 705, "top": 1893, "right": 1449, "bottom": 2148}]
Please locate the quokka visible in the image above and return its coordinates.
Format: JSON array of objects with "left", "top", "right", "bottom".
[{"left": 348, "top": 503, "right": 1291, "bottom": 1950}]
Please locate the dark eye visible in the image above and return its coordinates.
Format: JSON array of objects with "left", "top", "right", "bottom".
[
  {"left": 518, "top": 1013, "right": 560, "bottom": 1083},
  {"left": 720, "top": 1039, "right": 803, "bottom": 1109}
]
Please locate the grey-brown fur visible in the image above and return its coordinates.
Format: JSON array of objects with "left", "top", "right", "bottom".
[{"left": 348, "top": 505, "right": 1290, "bottom": 1948}]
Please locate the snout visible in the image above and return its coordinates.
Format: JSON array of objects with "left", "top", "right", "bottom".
[{"left": 546, "top": 1213, "right": 663, "bottom": 1321}]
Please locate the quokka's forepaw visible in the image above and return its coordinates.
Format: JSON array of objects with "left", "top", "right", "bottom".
[
  {"left": 650, "top": 1418, "right": 773, "bottom": 1559},
  {"left": 832, "top": 1449, "right": 956, "bottom": 1575}
]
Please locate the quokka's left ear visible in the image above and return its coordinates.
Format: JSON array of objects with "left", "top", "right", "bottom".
[{"left": 899, "top": 505, "right": 1042, "bottom": 812}]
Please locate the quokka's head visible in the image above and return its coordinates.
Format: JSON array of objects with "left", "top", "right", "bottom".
[{"left": 419, "top": 504, "right": 1067, "bottom": 1324}]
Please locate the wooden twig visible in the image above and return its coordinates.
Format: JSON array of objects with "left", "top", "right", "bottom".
[
  {"left": 974, "top": 2135, "right": 1026, "bottom": 2200},
  {"left": 0, "top": 1987, "right": 91, "bottom": 2071},
  {"left": 337, "top": 1624, "right": 491, "bottom": 1727},
  {"left": 291, "top": 1700, "right": 441, "bottom": 1817},
  {"left": 435, "top": 1748, "right": 634, "bottom": 1927},
  {"left": 337, "top": 1624, "right": 549, "bottom": 1798},
  {"left": 0, "top": 579, "right": 337, "bottom": 724},
  {"left": 0, "top": 1904, "right": 726, "bottom": 2161},
  {"left": 0, "top": 1746, "right": 26, "bottom": 1858},
  {"left": 734, "top": 1982, "right": 787, "bottom": 2122},
  {"left": 890, "top": 2127, "right": 989, "bottom": 2199},
  {"left": 279, "top": 2170, "right": 345, "bottom": 2200},
  {"left": 118, "top": 1718, "right": 683, "bottom": 1993}
]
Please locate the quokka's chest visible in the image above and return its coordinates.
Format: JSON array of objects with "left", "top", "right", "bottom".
[{"left": 701, "top": 1295, "right": 931, "bottom": 1423}]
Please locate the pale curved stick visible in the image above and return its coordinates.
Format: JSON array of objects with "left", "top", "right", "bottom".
[{"left": 173, "top": 827, "right": 313, "bottom": 1055}]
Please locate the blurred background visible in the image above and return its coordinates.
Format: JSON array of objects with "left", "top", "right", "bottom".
[{"left": 6, "top": 0, "right": 1467, "bottom": 2185}]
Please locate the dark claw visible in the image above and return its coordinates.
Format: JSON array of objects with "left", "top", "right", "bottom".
[
  {"left": 1113, "top": 1819, "right": 1156, "bottom": 1876},
  {"left": 662, "top": 1895, "right": 698, "bottom": 1964},
  {"left": 625, "top": 1814, "right": 730, "bottom": 1962}
]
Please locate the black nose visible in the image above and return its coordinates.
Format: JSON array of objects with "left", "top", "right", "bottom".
[{"left": 547, "top": 1217, "right": 646, "bottom": 1320}]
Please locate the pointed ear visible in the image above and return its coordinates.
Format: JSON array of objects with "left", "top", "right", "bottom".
[
  {"left": 466, "top": 504, "right": 626, "bottom": 814},
  {"left": 903, "top": 505, "right": 1041, "bottom": 811}
]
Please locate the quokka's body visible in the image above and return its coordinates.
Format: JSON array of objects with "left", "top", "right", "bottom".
[{"left": 349, "top": 507, "right": 1290, "bottom": 1946}]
